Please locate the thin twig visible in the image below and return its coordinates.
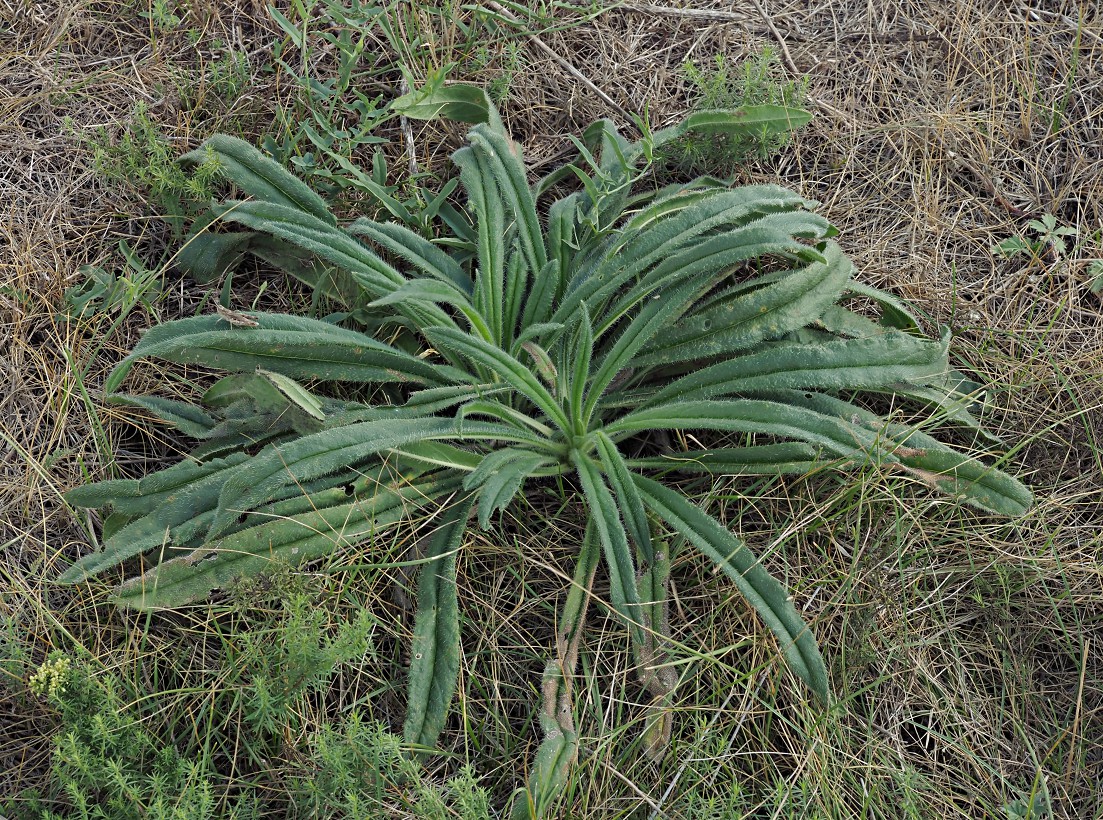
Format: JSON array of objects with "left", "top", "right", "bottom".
[
  {"left": 746, "top": 0, "right": 802, "bottom": 75},
  {"left": 483, "top": 0, "right": 631, "bottom": 121},
  {"left": 620, "top": 3, "right": 753, "bottom": 24}
]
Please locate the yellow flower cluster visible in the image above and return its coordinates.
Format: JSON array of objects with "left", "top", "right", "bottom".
[{"left": 28, "top": 654, "right": 71, "bottom": 702}]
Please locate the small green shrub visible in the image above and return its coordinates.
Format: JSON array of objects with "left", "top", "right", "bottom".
[
  {"left": 61, "top": 93, "right": 1030, "bottom": 817},
  {"left": 231, "top": 594, "right": 375, "bottom": 738},
  {"left": 662, "top": 48, "right": 811, "bottom": 174},
  {"left": 289, "top": 715, "right": 492, "bottom": 819},
  {"left": 85, "top": 104, "right": 222, "bottom": 237},
  {"left": 8, "top": 653, "right": 248, "bottom": 820}
]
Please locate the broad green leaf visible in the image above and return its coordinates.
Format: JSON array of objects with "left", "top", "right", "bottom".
[
  {"left": 468, "top": 125, "right": 548, "bottom": 280},
  {"left": 568, "top": 305, "right": 593, "bottom": 430},
  {"left": 633, "top": 473, "right": 829, "bottom": 701},
  {"left": 404, "top": 496, "right": 475, "bottom": 748},
  {"left": 60, "top": 454, "right": 251, "bottom": 582},
  {"left": 211, "top": 200, "right": 457, "bottom": 332},
  {"left": 626, "top": 442, "right": 828, "bottom": 476},
  {"left": 369, "top": 279, "right": 492, "bottom": 342},
  {"left": 453, "top": 141, "right": 506, "bottom": 339},
  {"left": 347, "top": 217, "right": 471, "bottom": 295},
  {"left": 476, "top": 453, "right": 549, "bottom": 528},
  {"left": 175, "top": 227, "right": 253, "bottom": 284},
  {"left": 606, "top": 398, "right": 892, "bottom": 464},
  {"left": 392, "top": 81, "right": 497, "bottom": 126}
]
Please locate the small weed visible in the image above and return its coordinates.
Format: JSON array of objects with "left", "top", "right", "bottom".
[
  {"left": 991, "top": 214, "right": 1103, "bottom": 294},
  {"left": 6, "top": 652, "right": 246, "bottom": 820},
  {"left": 138, "top": 0, "right": 182, "bottom": 34},
  {"left": 230, "top": 594, "right": 375, "bottom": 739},
  {"left": 176, "top": 42, "right": 252, "bottom": 114},
  {"left": 288, "top": 715, "right": 492, "bottom": 818},
  {"left": 61, "top": 240, "right": 163, "bottom": 320},
  {"left": 992, "top": 213, "right": 1078, "bottom": 262},
  {"left": 661, "top": 48, "right": 811, "bottom": 175},
  {"left": 1088, "top": 259, "right": 1103, "bottom": 294},
  {"left": 85, "top": 104, "right": 222, "bottom": 237}
]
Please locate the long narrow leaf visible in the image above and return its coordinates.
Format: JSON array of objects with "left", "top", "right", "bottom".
[
  {"left": 105, "top": 314, "right": 450, "bottom": 393},
  {"left": 180, "top": 134, "right": 335, "bottom": 225},
  {"left": 404, "top": 496, "right": 475, "bottom": 748},
  {"left": 572, "top": 450, "right": 643, "bottom": 643},
  {"left": 425, "top": 327, "right": 571, "bottom": 433},
  {"left": 633, "top": 473, "right": 829, "bottom": 701},
  {"left": 211, "top": 417, "right": 544, "bottom": 538},
  {"left": 114, "top": 471, "right": 465, "bottom": 608}
]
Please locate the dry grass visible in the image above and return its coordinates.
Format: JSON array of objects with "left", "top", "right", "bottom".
[{"left": 2, "top": 0, "right": 1100, "bottom": 817}]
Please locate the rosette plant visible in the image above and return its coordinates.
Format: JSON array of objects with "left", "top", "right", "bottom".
[{"left": 61, "top": 99, "right": 1031, "bottom": 816}]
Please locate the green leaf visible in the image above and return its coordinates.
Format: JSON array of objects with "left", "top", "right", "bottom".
[
  {"left": 105, "top": 313, "right": 450, "bottom": 393},
  {"left": 780, "top": 391, "right": 1033, "bottom": 516},
  {"left": 404, "top": 496, "right": 474, "bottom": 749},
  {"left": 256, "top": 369, "right": 325, "bottom": 421},
  {"left": 606, "top": 398, "right": 890, "bottom": 463},
  {"left": 211, "top": 200, "right": 457, "bottom": 332},
  {"left": 392, "top": 81, "right": 496, "bottom": 126},
  {"left": 454, "top": 141, "right": 507, "bottom": 346},
  {"left": 475, "top": 452, "right": 549, "bottom": 528},
  {"left": 625, "top": 442, "right": 826, "bottom": 476},
  {"left": 211, "top": 417, "right": 543, "bottom": 538},
  {"left": 633, "top": 473, "right": 829, "bottom": 701},
  {"left": 369, "top": 279, "right": 492, "bottom": 342},
  {"left": 592, "top": 432, "right": 653, "bottom": 565},
  {"left": 175, "top": 226, "right": 254, "bottom": 284},
  {"left": 633, "top": 241, "right": 853, "bottom": 366},
  {"left": 346, "top": 217, "right": 472, "bottom": 295},
  {"left": 107, "top": 394, "right": 217, "bottom": 438},
  {"left": 572, "top": 450, "right": 642, "bottom": 642},
  {"left": 644, "top": 331, "right": 949, "bottom": 406},
  {"left": 180, "top": 133, "right": 334, "bottom": 225},
  {"left": 60, "top": 454, "right": 251, "bottom": 583},
  {"left": 113, "top": 471, "right": 465, "bottom": 608},
  {"left": 424, "top": 327, "right": 571, "bottom": 433}
]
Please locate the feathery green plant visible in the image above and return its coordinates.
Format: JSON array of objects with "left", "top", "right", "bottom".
[{"left": 60, "top": 94, "right": 1031, "bottom": 817}]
